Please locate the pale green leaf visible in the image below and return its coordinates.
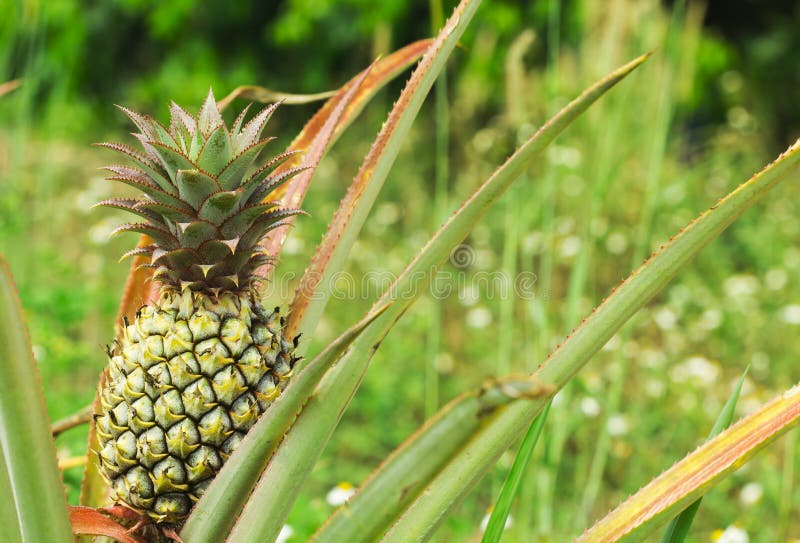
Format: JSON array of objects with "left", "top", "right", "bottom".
[
  {"left": 227, "top": 33, "right": 646, "bottom": 543},
  {"left": 383, "top": 137, "right": 800, "bottom": 542},
  {"left": 285, "top": 3, "right": 482, "bottom": 349},
  {"left": 0, "top": 443, "right": 23, "bottom": 543},
  {"left": 311, "top": 377, "right": 554, "bottom": 543},
  {"left": 179, "top": 303, "right": 392, "bottom": 542},
  {"left": 0, "top": 257, "right": 73, "bottom": 542}
]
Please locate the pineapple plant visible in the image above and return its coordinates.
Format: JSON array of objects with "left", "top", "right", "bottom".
[
  {"left": 93, "top": 93, "right": 303, "bottom": 523},
  {"left": 2, "top": 1, "right": 800, "bottom": 541}
]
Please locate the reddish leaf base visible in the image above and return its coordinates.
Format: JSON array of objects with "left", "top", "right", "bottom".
[{"left": 69, "top": 505, "right": 184, "bottom": 543}]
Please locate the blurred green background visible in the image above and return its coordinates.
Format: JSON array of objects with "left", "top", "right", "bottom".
[{"left": 2, "top": 0, "right": 800, "bottom": 541}]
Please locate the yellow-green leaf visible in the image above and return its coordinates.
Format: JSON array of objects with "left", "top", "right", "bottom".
[{"left": 0, "top": 257, "right": 73, "bottom": 542}]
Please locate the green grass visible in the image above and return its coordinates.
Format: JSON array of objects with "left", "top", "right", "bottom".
[{"left": 1, "top": 1, "right": 799, "bottom": 541}]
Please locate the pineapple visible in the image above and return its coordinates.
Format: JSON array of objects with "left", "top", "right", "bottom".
[{"left": 94, "top": 91, "right": 303, "bottom": 523}]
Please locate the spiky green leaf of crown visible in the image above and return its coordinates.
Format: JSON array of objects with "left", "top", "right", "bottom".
[{"left": 98, "top": 90, "right": 306, "bottom": 292}]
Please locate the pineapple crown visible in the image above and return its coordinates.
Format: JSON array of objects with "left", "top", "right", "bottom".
[{"left": 97, "top": 89, "right": 307, "bottom": 294}]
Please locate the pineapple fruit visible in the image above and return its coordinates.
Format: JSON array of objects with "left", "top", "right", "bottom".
[{"left": 94, "top": 91, "right": 303, "bottom": 523}]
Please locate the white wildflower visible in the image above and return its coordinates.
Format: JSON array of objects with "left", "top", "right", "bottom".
[
  {"left": 764, "top": 268, "right": 787, "bottom": 290},
  {"left": 480, "top": 510, "right": 513, "bottom": 532},
  {"left": 713, "top": 525, "right": 748, "bottom": 543},
  {"left": 326, "top": 482, "right": 357, "bottom": 507},
  {"left": 780, "top": 305, "right": 800, "bottom": 325},
  {"left": 653, "top": 307, "right": 678, "bottom": 330},
  {"left": 605, "top": 232, "right": 628, "bottom": 255},
  {"left": 739, "top": 482, "right": 763, "bottom": 506},
  {"left": 276, "top": 525, "right": 294, "bottom": 543},
  {"left": 606, "top": 414, "right": 629, "bottom": 436},
  {"left": 580, "top": 397, "right": 601, "bottom": 418},
  {"left": 466, "top": 306, "right": 493, "bottom": 329},
  {"left": 559, "top": 236, "right": 581, "bottom": 258},
  {"left": 723, "top": 274, "right": 759, "bottom": 299}
]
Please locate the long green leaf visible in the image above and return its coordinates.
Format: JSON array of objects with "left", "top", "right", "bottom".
[
  {"left": 227, "top": 2, "right": 484, "bottom": 540},
  {"left": 228, "top": 46, "right": 648, "bottom": 543},
  {"left": 659, "top": 368, "right": 747, "bottom": 543},
  {"left": 0, "top": 257, "right": 73, "bottom": 542},
  {"left": 482, "top": 401, "right": 551, "bottom": 543},
  {"left": 578, "top": 377, "right": 800, "bottom": 542},
  {"left": 285, "top": 1, "right": 480, "bottom": 349},
  {"left": 0, "top": 443, "right": 23, "bottom": 543},
  {"left": 179, "top": 303, "right": 392, "bottom": 542},
  {"left": 381, "top": 396, "right": 554, "bottom": 542},
  {"left": 182, "top": 70, "right": 369, "bottom": 541},
  {"left": 383, "top": 137, "right": 800, "bottom": 541},
  {"left": 311, "top": 377, "right": 554, "bottom": 543}
]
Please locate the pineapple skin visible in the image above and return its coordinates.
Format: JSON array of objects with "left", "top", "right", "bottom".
[{"left": 95, "top": 290, "right": 297, "bottom": 523}]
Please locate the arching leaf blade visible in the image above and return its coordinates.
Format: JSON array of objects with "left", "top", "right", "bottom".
[
  {"left": 226, "top": 27, "right": 646, "bottom": 543},
  {"left": 0, "top": 79, "right": 22, "bottom": 97},
  {"left": 0, "top": 257, "right": 73, "bottom": 542},
  {"left": 382, "top": 137, "right": 800, "bottom": 542},
  {"left": 0, "top": 443, "right": 23, "bottom": 543},
  {"left": 578, "top": 379, "right": 800, "bottom": 542},
  {"left": 179, "top": 303, "right": 392, "bottom": 543},
  {"left": 311, "top": 377, "right": 554, "bottom": 543},
  {"left": 282, "top": 29, "right": 475, "bottom": 346}
]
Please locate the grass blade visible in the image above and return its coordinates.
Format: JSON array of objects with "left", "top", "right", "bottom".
[
  {"left": 285, "top": 8, "right": 479, "bottom": 346},
  {"left": 311, "top": 377, "right": 554, "bottom": 543},
  {"left": 380, "top": 396, "right": 556, "bottom": 542},
  {"left": 0, "top": 443, "right": 23, "bottom": 543},
  {"left": 228, "top": 47, "right": 647, "bottom": 543},
  {"left": 425, "top": 0, "right": 450, "bottom": 419},
  {"left": 180, "top": 303, "right": 392, "bottom": 542},
  {"left": 482, "top": 402, "right": 551, "bottom": 543},
  {"left": 384, "top": 136, "right": 800, "bottom": 542},
  {"left": 0, "top": 256, "right": 73, "bottom": 542},
  {"left": 659, "top": 368, "right": 748, "bottom": 543},
  {"left": 578, "top": 378, "right": 800, "bottom": 542}
]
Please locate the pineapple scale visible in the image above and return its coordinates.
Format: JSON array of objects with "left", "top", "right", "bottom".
[{"left": 95, "top": 289, "right": 298, "bottom": 523}]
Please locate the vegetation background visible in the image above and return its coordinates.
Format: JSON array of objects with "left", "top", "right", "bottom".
[{"left": 2, "top": 0, "right": 800, "bottom": 541}]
